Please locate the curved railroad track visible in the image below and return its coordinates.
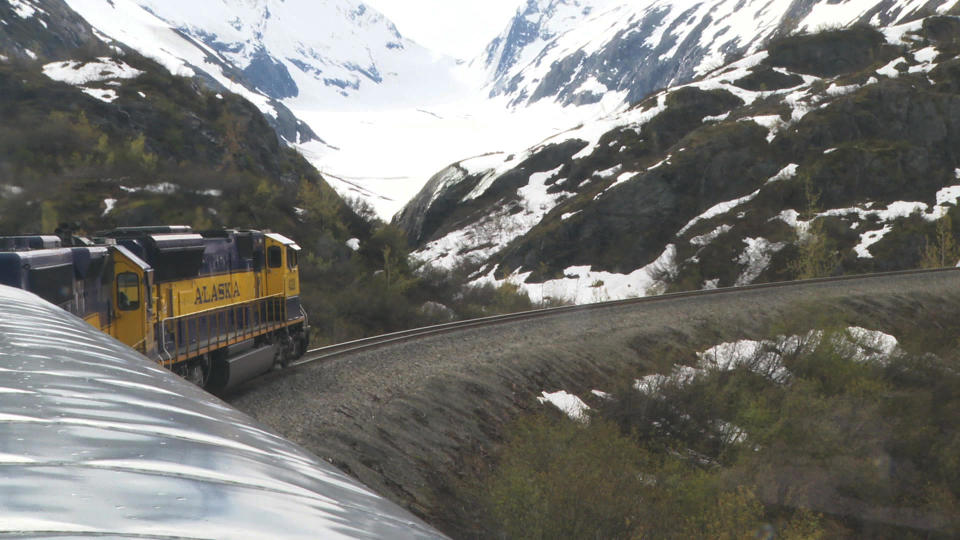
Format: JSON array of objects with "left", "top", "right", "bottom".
[{"left": 290, "top": 266, "right": 960, "bottom": 370}]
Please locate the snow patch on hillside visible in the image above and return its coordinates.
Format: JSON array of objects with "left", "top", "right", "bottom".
[
  {"left": 43, "top": 58, "right": 143, "bottom": 85},
  {"left": 776, "top": 183, "right": 960, "bottom": 258},
  {"left": 800, "top": 0, "right": 881, "bottom": 32},
  {"left": 416, "top": 164, "right": 572, "bottom": 271},
  {"left": 538, "top": 391, "right": 590, "bottom": 423},
  {"left": 845, "top": 326, "right": 900, "bottom": 364},
  {"left": 518, "top": 166, "right": 567, "bottom": 216},
  {"left": 854, "top": 226, "right": 893, "bottom": 258},
  {"left": 735, "top": 238, "right": 786, "bottom": 285},
  {"left": 678, "top": 190, "right": 760, "bottom": 237},
  {"left": 767, "top": 164, "right": 799, "bottom": 184},
  {"left": 82, "top": 88, "right": 119, "bottom": 103},
  {"left": 63, "top": 0, "right": 282, "bottom": 120},
  {"left": 691, "top": 225, "right": 733, "bottom": 247},
  {"left": 636, "top": 327, "right": 900, "bottom": 397},
  {"left": 699, "top": 339, "right": 793, "bottom": 383},
  {"left": 0, "top": 185, "right": 24, "bottom": 197},
  {"left": 471, "top": 244, "right": 678, "bottom": 305},
  {"left": 741, "top": 114, "right": 784, "bottom": 142},
  {"left": 878, "top": 57, "right": 906, "bottom": 78},
  {"left": 9, "top": 0, "right": 41, "bottom": 19},
  {"left": 102, "top": 198, "right": 117, "bottom": 216}
]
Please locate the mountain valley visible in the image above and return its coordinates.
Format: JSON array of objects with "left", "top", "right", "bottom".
[{"left": 4, "top": 0, "right": 960, "bottom": 537}]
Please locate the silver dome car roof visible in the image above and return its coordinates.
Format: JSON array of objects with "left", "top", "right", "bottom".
[{"left": 0, "top": 285, "right": 445, "bottom": 539}]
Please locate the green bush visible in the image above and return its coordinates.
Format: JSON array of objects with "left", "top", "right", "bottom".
[
  {"left": 483, "top": 415, "right": 648, "bottom": 539},
  {"left": 472, "top": 318, "right": 960, "bottom": 538},
  {"left": 480, "top": 412, "right": 827, "bottom": 539}
]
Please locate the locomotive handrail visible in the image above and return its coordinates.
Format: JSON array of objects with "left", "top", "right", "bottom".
[{"left": 156, "top": 294, "right": 300, "bottom": 365}]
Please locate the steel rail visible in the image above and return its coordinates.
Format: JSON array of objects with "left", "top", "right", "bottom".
[{"left": 291, "top": 266, "right": 960, "bottom": 369}]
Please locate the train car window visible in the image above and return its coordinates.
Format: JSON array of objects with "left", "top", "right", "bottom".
[
  {"left": 117, "top": 272, "right": 140, "bottom": 311},
  {"left": 287, "top": 247, "right": 298, "bottom": 269},
  {"left": 236, "top": 234, "right": 253, "bottom": 259},
  {"left": 0, "top": 254, "right": 24, "bottom": 288},
  {"left": 29, "top": 264, "right": 74, "bottom": 307},
  {"left": 268, "top": 246, "right": 282, "bottom": 268}
]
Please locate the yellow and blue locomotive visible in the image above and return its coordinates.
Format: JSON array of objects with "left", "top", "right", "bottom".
[{"left": 0, "top": 226, "right": 308, "bottom": 392}]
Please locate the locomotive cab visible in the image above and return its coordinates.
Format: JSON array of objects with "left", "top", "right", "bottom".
[
  {"left": 109, "top": 245, "right": 156, "bottom": 358},
  {"left": 264, "top": 232, "right": 301, "bottom": 316}
]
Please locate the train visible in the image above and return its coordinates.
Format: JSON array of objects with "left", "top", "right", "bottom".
[
  {"left": 0, "top": 225, "right": 309, "bottom": 393},
  {"left": 0, "top": 276, "right": 444, "bottom": 539}
]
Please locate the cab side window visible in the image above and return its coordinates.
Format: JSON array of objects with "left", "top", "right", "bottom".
[
  {"left": 287, "top": 247, "right": 298, "bottom": 269},
  {"left": 268, "top": 246, "right": 282, "bottom": 268},
  {"left": 117, "top": 272, "right": 140, "bottom": 311}
]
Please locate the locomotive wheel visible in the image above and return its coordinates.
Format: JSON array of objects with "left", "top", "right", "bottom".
[
  {"left": 279, "top": 334, "right": 295, "bottom": 368},
  {"left": 185, "top": 356, "right": 211, "bottom": 387},
  {"left": 291, "top": 335, "right": 304, "bottom": 360},
  {"left": 297, "top": 335, "right": 308, "bottom": 359}
]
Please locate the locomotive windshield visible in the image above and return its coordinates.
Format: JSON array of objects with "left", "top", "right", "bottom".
[
  {"left": 116, "top": 272, "right": 140, "bottom": 311},
  {"left": 287, "top": 247, "right": 298, "bottom": 269},
  {"left": 268, "top": 246, "right": 282, "bottom": 268}
]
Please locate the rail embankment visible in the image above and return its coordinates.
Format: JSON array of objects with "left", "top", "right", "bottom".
[{"left": 229, "top": 270, "right": 960, "bottom": 536}]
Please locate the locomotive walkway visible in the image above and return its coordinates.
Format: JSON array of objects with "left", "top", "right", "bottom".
[{"left": 227, "top": 268, "right": 960, "bottom": 530}]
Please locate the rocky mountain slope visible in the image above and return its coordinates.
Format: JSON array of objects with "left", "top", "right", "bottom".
[
  {"left": 1, "top": 0, "right": 327, "bottom": 224},
  {"left": 0, "top": 0, "right": 379, "bottom": 315},
  {"left": 481, "top": 0, "right": 957, "bottom": 107},
  {"left": 399, "top": 12, "right": 960, "bottom": 303}
]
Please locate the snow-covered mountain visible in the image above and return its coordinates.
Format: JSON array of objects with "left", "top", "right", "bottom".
[
  {"left": 123, "top": 0, "right": 464, "bottom": 111},
  {"left": 50, "top": 0, "right": 326, "bottom": 143},
  {"left": 14, "top": 0, "right": 960, "bottom": 228},
  {"left": 44, "top": 0, "right": 469, "bottom": 144},
  {"left": 482, "top": 0, "right": 958, "bottom": 107},
  {"left": 399, "top": 11, "right": 960, "bottom": 303},
  {"left": 481, "top": 0, "right": 598, "bottom": 93}
]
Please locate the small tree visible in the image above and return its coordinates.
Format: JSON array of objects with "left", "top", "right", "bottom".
[
  {"left": 920, "top": 213, "right": 960, "bottom": 269},
  {"left": 790, "top": 175, "right": 839, "bottom": 279},
  {"left": 368, "top": 224, "right": 416, "bottom": 293},
  {"left": 40, "top": 201, "right": 59, "bottom": 234},
  {"left": 297, "top": 178, "right": 347, "bottom": 239},
  {"left": 789, "top": 218, "right": 840, "bottom": 279}
]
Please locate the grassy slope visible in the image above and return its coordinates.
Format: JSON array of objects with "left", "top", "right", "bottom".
[{"left": 444, "top": 289, "right": 960, "bottom": 539}]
